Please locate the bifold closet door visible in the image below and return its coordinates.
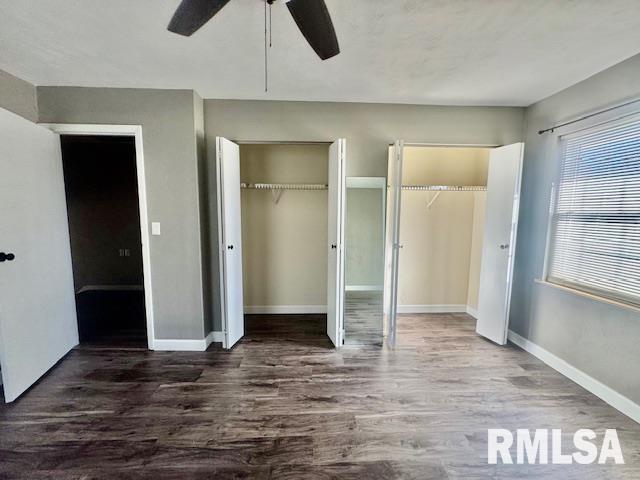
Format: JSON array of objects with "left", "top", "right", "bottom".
[
  {"left": 327, "top": 139, "right": 346, "bottom": 347},
  {"left": 216, "top": 137, "right": 245, "bottom": 349},
  {"left": 476, "top": 142, "right": 524, "bottom": 345},
  {"left": 0, "top": 109, "right": 78, "bottom": 402},
  {"left": 383, "top": 140, "right": 404, "bottom": 345}
]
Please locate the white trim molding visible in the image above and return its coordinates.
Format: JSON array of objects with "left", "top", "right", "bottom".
[
  {"left": 466, "top": 306, "right": 479, "bottom": 319},
  {"left": 40, "top": 123, "right": 156, "bottom": 351},
  {"left": 345, "top": 285, "right": 384, "bottom": 292},
  {"left": 208, "top": 331, "right": 224, "bottom": 345},
  {"left": 153, "top": 331, "right": 224, "bottom": 352},
  {"left": 244, "top": 305, "right": 328, "bottom": 314},
  {"left": 153, "top": 338, "right": 208, "bottom": 352},
  {"left": 397, "top": 304, "right": 467, "bottom": 314},
  {"left": 346, "top": 177, "right": 387, "bottom": 189},
  {"left": 508, "top": 330, "right": 640, "bottom": 425}
]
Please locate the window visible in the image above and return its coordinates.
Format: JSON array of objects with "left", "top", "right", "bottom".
[{"left": 547, "top": 117, "right": 640, "bottom": 306}]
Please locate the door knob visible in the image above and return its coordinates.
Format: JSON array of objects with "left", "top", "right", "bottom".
[
  {"left": 331, "top": 244, "right": 337, "bottom": 249},
  {"left": 499, "top": 244, "right": 509, "bottom": 250},
  {"left": 0, "top": 252, "right": 15, "bottom": 262},
  {"left": 227, "top": 245, "right": 234, "bottom": 250}
]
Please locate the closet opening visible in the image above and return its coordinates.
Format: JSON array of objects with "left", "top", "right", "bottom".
[
  {"left": 396, "top": 146, "right": 489, "bottom": 340},
  {"left": 216, "top": 137, "right": 346, "bottom": 349},
  {"left": 60, "top": 135, "right": 148, "bottom": 348},
  {"left": 238, "top": 142, "right": 331, "bottom": 344},
  {"left": 385, "top": 142, "right": 524, "bottom": 346}
]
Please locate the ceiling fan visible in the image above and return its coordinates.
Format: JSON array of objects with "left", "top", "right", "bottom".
[{"left": 167, "top": 0, "right": 340, "bottom": 61}]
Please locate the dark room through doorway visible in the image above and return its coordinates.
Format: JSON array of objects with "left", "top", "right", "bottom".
[{"left": 60, "top": 135, "right": 147, "bottom": 347}]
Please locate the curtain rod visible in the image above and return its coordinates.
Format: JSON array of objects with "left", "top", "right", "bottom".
[{"left": 538, "top": 97, "right": 640, "bottom": 135}]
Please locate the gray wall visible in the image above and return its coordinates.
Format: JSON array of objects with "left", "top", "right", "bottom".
[
  {"left": 38, "top": 87, "right": 206, "bottom": 340},
  {"left": 0, "top": 69, "right": 37, "bottom": 122},
  {"left": 204, "top": 100, "right": 525, "bottom": 177},
  {"left": 204, "top": 99, "right": 525, "bottom": 330},
  {"left": 194, "top": 92, "right": 214, "bottom": 335},
  {"left": 511, "top": 54, "right": 640, "bottom": 404}
]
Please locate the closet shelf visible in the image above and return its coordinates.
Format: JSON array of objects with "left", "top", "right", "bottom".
[
  {"left": 241, "top": 183, "right": 328, "bottom": 190},
  {"left": 401, "top": 185, "right": 487, "bottom": 191}
]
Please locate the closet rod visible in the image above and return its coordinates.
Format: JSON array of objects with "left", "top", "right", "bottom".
[
  {"left": 400, "top": 185, "right": 487, "bottom": 191},
  {"left": 241, "top": 182, "right": 328, "bottom": 190}
]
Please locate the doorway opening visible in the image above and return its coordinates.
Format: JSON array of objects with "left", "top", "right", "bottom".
[
  {"left": 384, "top": 143, "right": 524, "bottom": 346},
  {"left": 60, "top": 135, "right": 147, "bottom": 348}
]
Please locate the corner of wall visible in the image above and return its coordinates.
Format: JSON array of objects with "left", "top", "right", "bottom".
[
  {"left": 193, "top": 91, "right": 214, "bottom": 336},
  {"left": 0, "top": 69, "right": 38, "bottom": 123}
]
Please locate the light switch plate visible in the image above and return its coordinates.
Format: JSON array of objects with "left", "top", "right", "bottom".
[{"left": 151, "top": 222, "right": 161, "bottom": 236}]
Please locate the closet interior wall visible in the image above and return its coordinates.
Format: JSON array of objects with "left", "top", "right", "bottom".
[
  {"left": 239, "top": 144, "right": 329, "bottom": 314},
  {"left": 398, "top": 147, "right": 490, "bottom": 314}
]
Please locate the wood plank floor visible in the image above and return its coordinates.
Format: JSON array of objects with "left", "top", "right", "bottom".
[
  {"left": 1, "top": 313, "right": 639, "bottom": 479},
  {"left": 345, "top": 291, "right": 383, "bottom": 346}
]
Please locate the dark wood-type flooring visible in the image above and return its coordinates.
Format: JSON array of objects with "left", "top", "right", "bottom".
[{"left": 0, "top": 313, "right": 639, "bottom": 479}]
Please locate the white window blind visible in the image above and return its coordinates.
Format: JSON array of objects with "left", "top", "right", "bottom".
[{"left": 548, "top": 117, "right": 640, "bottom": 306}]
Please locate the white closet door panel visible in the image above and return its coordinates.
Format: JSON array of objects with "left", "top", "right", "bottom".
[
  {"left": 476, "top": 143, "right": 524, "bottom": 345},
  {"left": 216, "top": 137, "right": 245, "bottom": 349},
  {"left": 327, "top": 139, "right": 346, "bottom": 347},
  {"left": 384, "top": 140, "right": 404, "bottom": 345},
  {"left": 0, "top": 108, "right": 78, "bottom": 402}
]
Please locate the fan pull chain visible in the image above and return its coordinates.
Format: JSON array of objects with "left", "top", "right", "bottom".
[
  {"left": 264, "top": 0, "right": 268, "bottom": 92},
  {"left": 264, "top": 0, "right": 275, "bottom": 92},
  {"left": 269, "top": 1, "right": 273, "bottom": 47}
]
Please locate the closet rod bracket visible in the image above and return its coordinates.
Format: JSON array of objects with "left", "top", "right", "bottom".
[
  {"left": 427, "top": 191, "right": 441, "bottom": 210},
  {"left": 271, "top": 188, "right": 284, "bottom": 205}
]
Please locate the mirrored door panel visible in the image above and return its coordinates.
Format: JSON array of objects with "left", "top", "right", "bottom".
[{"left": 343, "top": 177, "right": 386, "bottom": 345}]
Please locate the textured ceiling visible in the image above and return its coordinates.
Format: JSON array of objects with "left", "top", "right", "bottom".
[{"left": 1, "top": 0, "right": 640, "bottom": 106}]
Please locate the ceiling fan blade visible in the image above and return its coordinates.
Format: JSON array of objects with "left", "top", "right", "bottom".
[
  {"left": 286, "top": 0, "right": 340, "bottom": 60},
  {"left": 168, "top": 0, "right": 232, "bottom": 36}
]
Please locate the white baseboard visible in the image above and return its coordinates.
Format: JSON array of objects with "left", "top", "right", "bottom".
[
  {"left": 204, "top": 331, "right": 225, "bottom": 348},
  {"left": 153, "top": 331, "right": 225, "bottom": 351},
  {"left": 210, "top": 331, "right": 225, "bottom": 343},
  {"left": 153, "top": 338, "right": 208, "bottom": 351},
  {"left": 466, "top": 306, "right": 479, "bottom": 319},
  {"left": 204, "top": 331, "right": 215, "bottom": 349},
  {"left": 397, "top": 304, "right": 467, "bottom": 314},
  {"left": 244, "top": 305, "right": 327, "bottom": 314},
  {"left": 508, "top": 330, "right": 640, "bottom": 425},
  {"left": 346, "top": 285, "right": 384, "bottom": 292}
]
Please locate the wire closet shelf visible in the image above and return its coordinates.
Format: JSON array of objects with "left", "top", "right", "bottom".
[
  {"left": 400, "top": 185, "right": 487, "bottom": 191},
  {"left": 241, "top": 183, "right": 328, "bottom": 190}
]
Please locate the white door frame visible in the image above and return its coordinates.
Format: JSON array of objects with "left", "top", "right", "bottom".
[{"left": 40, "top": 123, "right": 155, "bottom": 349}]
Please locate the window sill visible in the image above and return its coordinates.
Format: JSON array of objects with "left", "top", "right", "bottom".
[{"left": 534, "top": 279, "right": 640, "bottom": 314}]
